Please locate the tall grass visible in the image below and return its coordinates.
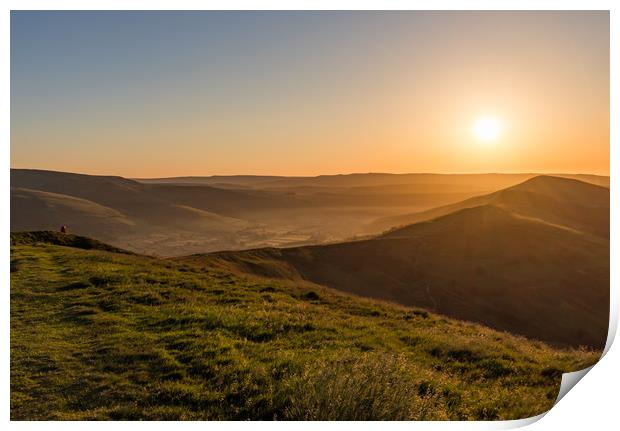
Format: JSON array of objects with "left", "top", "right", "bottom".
[{"left": 284, "top": 353, "right": 447, "bottom": 420}]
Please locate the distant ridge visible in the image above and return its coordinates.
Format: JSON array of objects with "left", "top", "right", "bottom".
[
  {"left": 135, "top": 171, "right": 609, "bottom": 189},
  {"left": 371, "top": 175, "right": 610, "bottom": 237}
]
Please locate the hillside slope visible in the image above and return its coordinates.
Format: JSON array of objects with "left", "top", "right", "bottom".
[
  {"left": 370, "top": 176, "right": 609, "bottom": 237},
  {"left": 11, "top": 233, "right": 598, "bottom": 420},
  {"left": 11, "top": 187, "right": 136, "bottom": 235},
  {"left": 10, "top": 169, "right": 306, "bottom": 254},
  {"left": 190, "top": 177, "right": 609, "bottom": 348},
  {"left": 10, "top": 168, "right": 304, "bottom": 220}
]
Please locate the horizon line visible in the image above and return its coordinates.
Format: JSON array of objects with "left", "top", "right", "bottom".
[{"left": 9, "top": 166, "right": 610, "bottom": 179}]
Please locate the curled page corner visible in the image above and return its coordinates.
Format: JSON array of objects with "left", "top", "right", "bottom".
[
  {"left": 527, "top": 294, "right": 617, "bottom": 423},
  {"left": 506, "top": 365, "right": 598, "bottom": 429},
  {"left": 555, "top": 365, "right": 595, "bottom": 404},
  {"left": 552, "top": 320, "right": 616, "bottom": 406}
]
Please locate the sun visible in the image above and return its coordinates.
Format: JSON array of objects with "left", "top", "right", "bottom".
[{"left": 473, "top": 116, "right": 501, "bottom": 142}]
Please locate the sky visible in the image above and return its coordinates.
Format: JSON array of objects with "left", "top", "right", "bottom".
[{"left": 11, "top": 11, "right": 609, "bottom": 177}]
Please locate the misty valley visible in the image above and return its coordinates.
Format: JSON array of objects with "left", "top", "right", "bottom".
[{"left": 10, "top": 169, "right": 609, "bottom": 256}]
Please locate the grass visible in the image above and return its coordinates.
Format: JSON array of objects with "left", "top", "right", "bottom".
[
  {"left": 10, "top": 233, "right": 600, "bottom": 420},
  {"left": 11, "top": 231, "right": 133, "bottom": 254}
]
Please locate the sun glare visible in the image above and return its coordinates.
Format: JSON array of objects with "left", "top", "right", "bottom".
[{"left": 473, "top": 117, "right": 501, "bottom": 142}]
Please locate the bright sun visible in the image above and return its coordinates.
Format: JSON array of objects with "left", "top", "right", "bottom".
[{"left": 473, "top": 117, "right": 501, "bottom": 142}]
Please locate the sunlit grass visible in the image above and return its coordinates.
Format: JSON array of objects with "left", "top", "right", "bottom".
[{"left": 10, "top": 234, "right": 600, "bottom": 420}]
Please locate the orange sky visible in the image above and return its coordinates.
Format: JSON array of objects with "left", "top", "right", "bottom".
[{"left": 11, "top": 11, "right": 609, "bottom": 177}]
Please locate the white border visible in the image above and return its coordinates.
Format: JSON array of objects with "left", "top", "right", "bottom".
[{"left": 2, "top": 2, "right": 617, "bottom": 429}]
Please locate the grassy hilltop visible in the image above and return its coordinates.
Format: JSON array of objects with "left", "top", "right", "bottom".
[{"left": 10, "top": 232, "right": 599, "bottom": 420}]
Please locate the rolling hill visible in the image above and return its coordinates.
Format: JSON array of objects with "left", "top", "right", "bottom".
[
  {"left": 11, "top": 187, "right": 136, "bottom": 235},
  {"left": 369, "top": 175, "right": 610, "bottom": 237},
  {"left": 5, "top": 169, "right": 537, "bottom": 255},
  {"left": 10, "top": 232, "right": 599, "bottom": 420},
  {"left": 10, "top": 168, "right": 305, "bottom": 220},
  {"left": 10, "top": 169, "right": 306, "bottom": 254},
  {"left": 11, "top": 169, "right": 610, "bottom": 258},
  {"left": 187, "top": 176, "right": 609, "bottom": 348}
]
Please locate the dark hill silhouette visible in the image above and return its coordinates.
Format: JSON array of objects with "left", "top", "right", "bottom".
[
  {"left": 188, "top": 177, "right": 609, "bottom": 348},
  {"left": 371, "top": 175, "right": 609, "bottom": 238}
]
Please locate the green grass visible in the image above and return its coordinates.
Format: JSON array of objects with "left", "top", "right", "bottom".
[
  {"left": 10, "top": 234, "right": 600, "bottom": 420},
  {"left": 11, "top": 231, "right": 133, "bottom": 254}
]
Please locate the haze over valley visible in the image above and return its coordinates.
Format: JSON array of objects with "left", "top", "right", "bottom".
[{"left": 11, "top": 169, "right": 609, "bottom": 256}]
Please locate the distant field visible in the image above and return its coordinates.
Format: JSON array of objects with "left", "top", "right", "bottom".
[{"left": 11, "top": 233, "right": 599, "bottom": 420}]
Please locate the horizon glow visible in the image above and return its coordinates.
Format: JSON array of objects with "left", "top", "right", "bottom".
[{"left": 10, "top": 11, "right": 610, "bottom": 177}]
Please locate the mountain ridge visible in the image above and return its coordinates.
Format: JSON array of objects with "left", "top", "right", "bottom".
[{"left": 372, "top": 175, "right": 609, "bottom": 238}]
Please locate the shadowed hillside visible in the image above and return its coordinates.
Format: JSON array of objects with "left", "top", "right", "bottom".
[
  {"left": 188, "top": 177, "right": 609, "bottom": 348},
  {"left": 11, "top": 233, "right": 599, "bottom": 420},
  {"left": 370, "top": 175, "right": 609, "bottom": 237}
]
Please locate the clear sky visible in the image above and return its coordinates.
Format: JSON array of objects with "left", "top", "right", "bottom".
[{"left": 11, "top": 11, "right": 609, "bottom": 177}]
